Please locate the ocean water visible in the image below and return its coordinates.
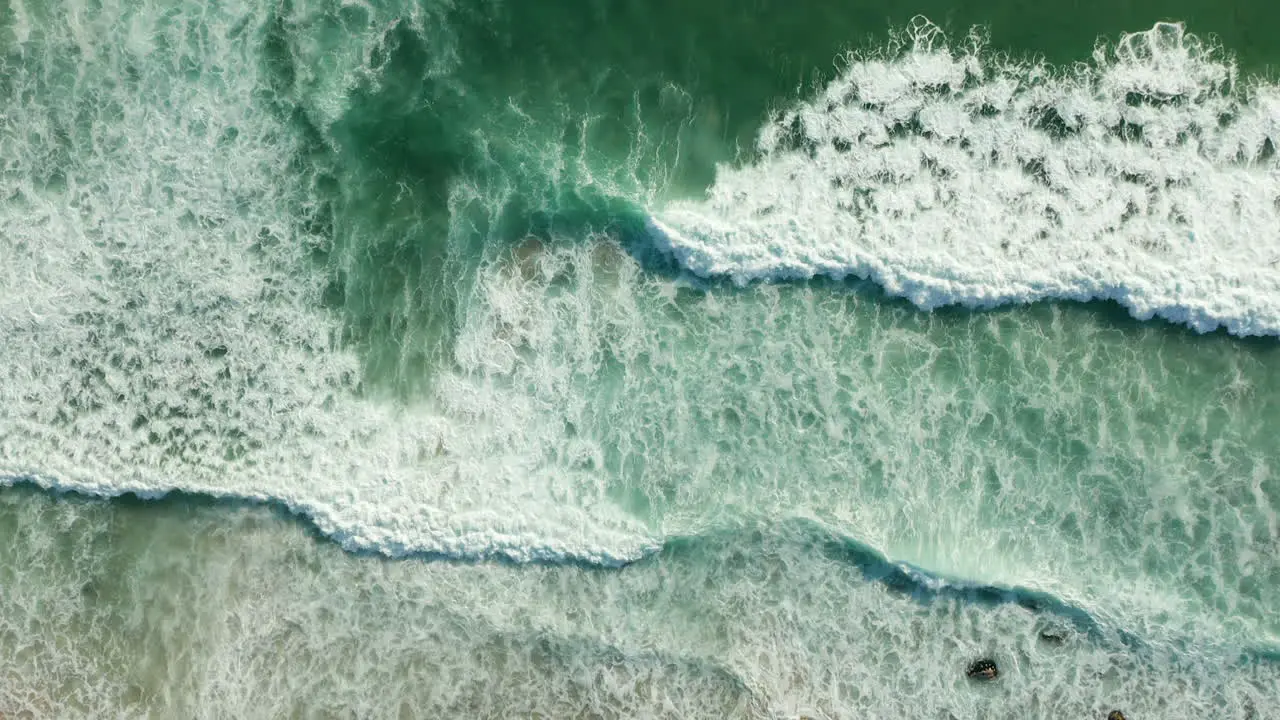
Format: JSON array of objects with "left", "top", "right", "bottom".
[{"left": 1, "top": 0, "right": 1279, "bottom": 717}]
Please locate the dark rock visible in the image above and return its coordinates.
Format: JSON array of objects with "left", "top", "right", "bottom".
[
  {"left": 1038, "top": 628, "right": 1069, "bottom": 644},
  {"left": 966, "top": 658, "right": 999, "bottom": 680},
  {"left": 1107, "top": 712, "right": 1127, "bottom": 720}
]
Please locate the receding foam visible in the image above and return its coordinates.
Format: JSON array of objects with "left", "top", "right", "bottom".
[
  {"left": 649, "top": 19, "right": 1280, "bottom": 336},
  {"left": 3, "top": 493, "right": 1276, "bottom": 718}
]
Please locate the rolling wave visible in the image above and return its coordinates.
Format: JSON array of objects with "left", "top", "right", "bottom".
[
  {"left": 7, "top": 473, "right": 1277, "bottom": 667},
  {"left": 650, "top": 20, "right": 1280, "bottom": 336}
]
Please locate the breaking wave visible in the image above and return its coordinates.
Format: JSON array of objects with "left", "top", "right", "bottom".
[{"left": 650, "top": 19, "right": 1280, "bottom": 336}]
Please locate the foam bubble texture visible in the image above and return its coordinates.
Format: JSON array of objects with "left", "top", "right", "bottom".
[
  {"left": 448, "top": 236, "right": 1280, "bottom": 650},
  {"left": 651, "top": 19, "right": 1280, "bottom": 335},
  {"left": 0, "top": 0, "right": 656, "bottom": 565},
  {"left": 1, "top": 493, "right": 1275, "bottom": 718}
]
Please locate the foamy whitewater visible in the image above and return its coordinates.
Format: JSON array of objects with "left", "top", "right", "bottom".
[
  {"left": 0, "top": 0, "right": 654, "bottom": 566},
  {"left": 652, "top": 20, "right": 1280, "bottom": 335},
  {"left": 1, "top": 1, "right": 1278, "bottom": 716}
]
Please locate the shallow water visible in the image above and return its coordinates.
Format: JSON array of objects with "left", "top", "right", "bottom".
[{"left": 1, "top": 0, "right": 1279, "bottom": 717}]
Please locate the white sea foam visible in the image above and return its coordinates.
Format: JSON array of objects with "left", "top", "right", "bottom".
[
  {"left": 0, "top": 0, "right": 656, "bottom": 567},
  {"left": 3, "top": 493, "right": 1276, "bottom": 718},
  {"left": 650, "top": 19, "right": 1280, "bottom": 335}
]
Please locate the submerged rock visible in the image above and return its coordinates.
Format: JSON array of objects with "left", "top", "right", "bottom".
[
  {"left": 965, "top": 658, "right": 999, "bottom": 680},
  {"left": 1107, "top": 712, "right": 1127, "bottom": 720},
  {"left": 1038, "top": 628, "right": 1069, "bottom": 644}
]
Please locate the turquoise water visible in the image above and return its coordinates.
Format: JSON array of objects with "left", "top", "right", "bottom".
[{"left": 1, "top": 0, "right": 1279, "bottom": 717}]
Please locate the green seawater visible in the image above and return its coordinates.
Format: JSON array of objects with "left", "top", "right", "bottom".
[{"left": 1, "top": 0, "right": 1279, "bottom": 717}]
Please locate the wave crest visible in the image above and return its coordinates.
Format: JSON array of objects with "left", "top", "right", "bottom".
[{"left": 650, "top": 19, "right": 1280, "bottom": 335}]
